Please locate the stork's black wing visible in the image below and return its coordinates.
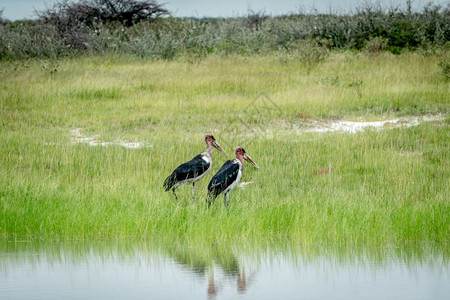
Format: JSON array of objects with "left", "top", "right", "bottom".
[
  {"left": 163, "top": 154, "right": 210, "bottom": 191},
  {"left": 207, "top": 160, "right": 239, "bottom": 199}
]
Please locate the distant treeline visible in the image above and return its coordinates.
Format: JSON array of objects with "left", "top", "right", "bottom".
[{"left": 0, "top": 0, "right": 449, "bottom": 60}]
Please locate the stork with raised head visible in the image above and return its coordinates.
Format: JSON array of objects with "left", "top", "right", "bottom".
[
  {"left": 207, "top": 147, "right": 259, "bottom": 209},
  {"left": 164, "top": 134, "right": 227, "bottom": 201}
]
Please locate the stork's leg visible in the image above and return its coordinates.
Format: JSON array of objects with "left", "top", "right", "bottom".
[
  {"left": 172, "top": 188, "right": 178, "bottom": 201},
  {"left": 224, "top": 193, "right": 229, "bottom": 209},
  {"left": 192, "top": 182, "right": 195, "bottom": 203}
]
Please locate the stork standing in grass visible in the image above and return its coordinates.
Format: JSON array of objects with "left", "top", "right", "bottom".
[
  {"left": 164, "top": 134, "right": 227, "bottom": 201},
  {"left": 207, "top": 147, "right": 259, "bottom": 209}
]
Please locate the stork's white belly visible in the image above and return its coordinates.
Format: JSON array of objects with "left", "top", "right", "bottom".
[{"left": 224, "top": 168, "right": 242, "bottom": 193}]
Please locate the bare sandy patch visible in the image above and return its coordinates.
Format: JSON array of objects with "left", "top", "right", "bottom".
[
  {"left": 298, "top": 114, "right": 444, "bottom": 134},
  {"left": 71, "top": 128, "right": 151, "bottom": 149}
]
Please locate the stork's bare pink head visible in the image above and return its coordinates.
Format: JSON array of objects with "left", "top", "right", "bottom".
[
  {"left": 235, "top": 146, "right": 259, "bottom": 169},
  {"left": 205, "top": 134, "right": 227, "bottom": 156}
]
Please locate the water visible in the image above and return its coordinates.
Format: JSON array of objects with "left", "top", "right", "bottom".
[{"left": 1, "top": 241, "right": 448, "bottom": 300}]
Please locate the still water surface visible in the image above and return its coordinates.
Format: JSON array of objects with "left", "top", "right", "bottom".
[{"left": 1, "top": 241, "right": 448, "bottom": 299}]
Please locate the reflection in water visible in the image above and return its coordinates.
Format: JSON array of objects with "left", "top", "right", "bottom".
[
  {"left": 167, "top": 244, "right": 255, "bottom": 299},
  {"left": 168, "top": 242, "right": 255, "bottom": 299},
  {"left": 0, "top": 240, "right": 448, "bottom": 299},
  {"left": 208, "top": 269, "right": 216, "bottom": 300}
]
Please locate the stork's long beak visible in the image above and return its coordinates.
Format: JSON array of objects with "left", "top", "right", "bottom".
[
  {"left": 243, "top": 153, "right": 260, "bottom": 169},
  {"left": 212, "top": 141, "right": 227, "bottom": 157}
]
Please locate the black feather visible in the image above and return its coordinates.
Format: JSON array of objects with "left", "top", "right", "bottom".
[
  {"left": 207, "top": 160, "right": 239, "bottom": 200},
  {"left": 164, "top": 154, "right": 210, "bottom": 191},
  {"left": 163, "top": 172, "right": 177, "bottom": 191}
]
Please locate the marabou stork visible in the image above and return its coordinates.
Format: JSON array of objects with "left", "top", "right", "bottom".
[
  {"left": 207, "top": 147, "right": 259, "bottom": 209},
  {"left": 163, "top": 134, "right": 227, "bottom": 201}
]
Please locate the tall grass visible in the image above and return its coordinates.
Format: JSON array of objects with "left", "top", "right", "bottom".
[{"left": 0, "top": 52, "right": 448, "bottom": 249}]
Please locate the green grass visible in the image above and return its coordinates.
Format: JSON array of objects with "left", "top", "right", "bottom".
[{"left": 0, "top": 51, "right": 448, "bottom": 249}]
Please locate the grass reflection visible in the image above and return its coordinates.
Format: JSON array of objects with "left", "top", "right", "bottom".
[{"left": 1, "top": 237, "right": 447, "bottom": 268}]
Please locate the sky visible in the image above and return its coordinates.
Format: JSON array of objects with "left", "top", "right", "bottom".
[{"left": 1, "top": 0, "right": 448, "bottom": 21}]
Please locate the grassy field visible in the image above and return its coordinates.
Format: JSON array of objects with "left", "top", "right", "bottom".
[{"left": 0, "top": 51, "right": 448, "bottom": 248}]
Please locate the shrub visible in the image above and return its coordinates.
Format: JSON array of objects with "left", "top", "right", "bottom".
[
  {"left": 289, "top": 39, "right": 329, "bottom": 73},
  {"left": 0, "top": 21, "right": 69, "bottom": 59},
  {"left": 364, "top": 36, "right": 388, "bottom": 54}
]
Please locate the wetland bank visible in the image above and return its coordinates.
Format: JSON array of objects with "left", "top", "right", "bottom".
[{"left": 1, "top": 52, "right": 448, "bottom": 245}]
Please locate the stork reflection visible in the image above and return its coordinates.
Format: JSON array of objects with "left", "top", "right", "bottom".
[{"left": 168, "top": 243, "right": 256, "bottom": 299}]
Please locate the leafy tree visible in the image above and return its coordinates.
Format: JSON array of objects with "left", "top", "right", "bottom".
[
  {"left": 37, "top": 0, "right": 168, "bottom": 27},
  {"left": 35, "top": 0, "right": 168, "bottom": 49}
]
